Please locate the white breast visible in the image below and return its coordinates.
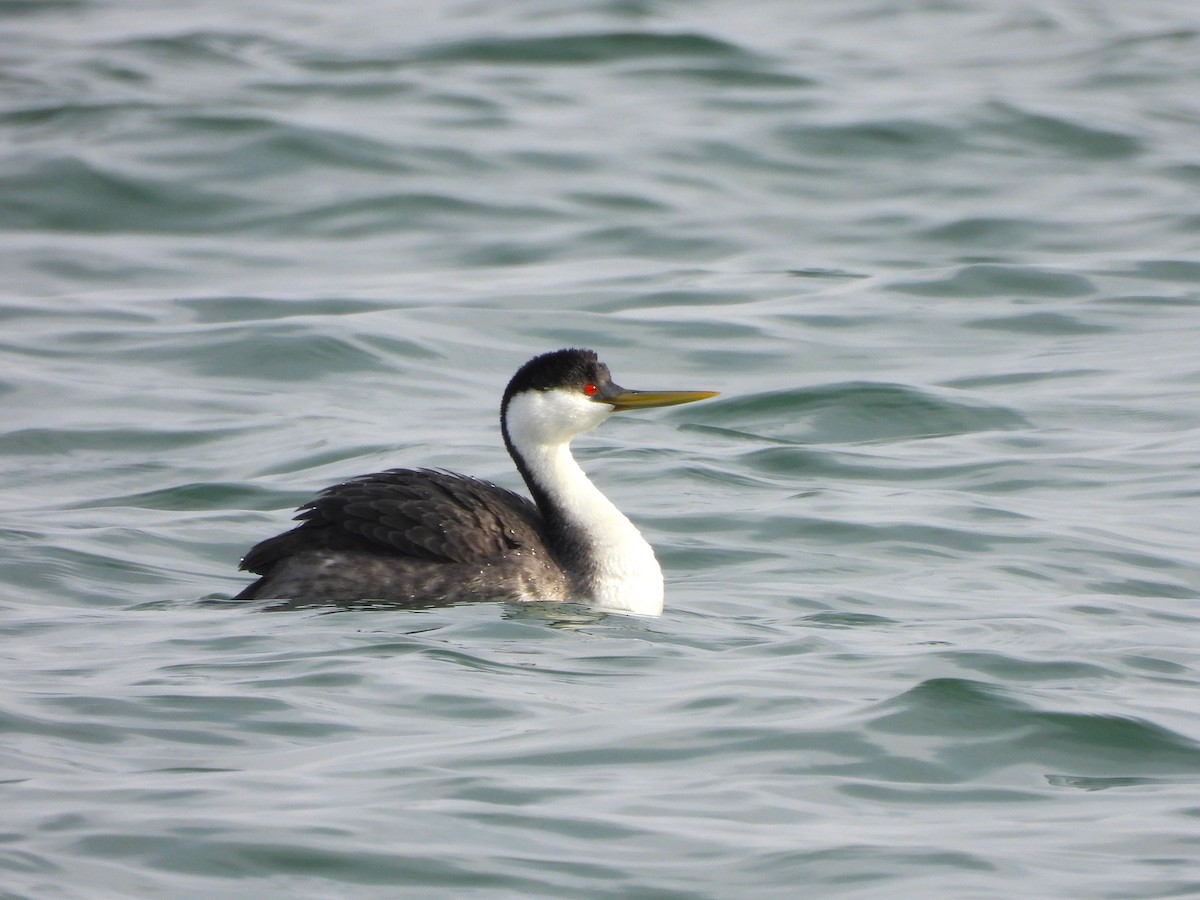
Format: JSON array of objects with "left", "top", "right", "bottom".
[{"left": 505, "top": 390, "right": 665, "bottom": 616}]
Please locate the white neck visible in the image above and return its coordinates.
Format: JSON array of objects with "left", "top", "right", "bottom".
[{"left": 505, "top": 392, "right": 665, "bottom": 616}]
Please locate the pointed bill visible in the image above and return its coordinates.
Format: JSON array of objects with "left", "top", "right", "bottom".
[{"left": 605, "top": 389, "right": 719, "bottom": 411}]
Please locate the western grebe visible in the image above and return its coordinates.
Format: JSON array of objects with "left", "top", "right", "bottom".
[{"left": 234, "top": 348, "right": 717, "bottom": 616}]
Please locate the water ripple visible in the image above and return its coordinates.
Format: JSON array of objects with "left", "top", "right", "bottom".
[{"left": 3, "top": 1, "right": 1200, "bottom": 897}]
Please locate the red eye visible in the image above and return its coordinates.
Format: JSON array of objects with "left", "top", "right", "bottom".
[{"left": 583, "top": 383, "right": 598, "bottom": 396}]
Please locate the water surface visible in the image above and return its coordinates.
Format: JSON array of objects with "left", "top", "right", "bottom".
[{"left": 2, "top": 1, "right": 1199, "bottom": 897}]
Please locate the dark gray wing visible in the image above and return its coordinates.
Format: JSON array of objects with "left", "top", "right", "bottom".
[{"left": 239, "top": 468, "right": 546, "bottom": 575}]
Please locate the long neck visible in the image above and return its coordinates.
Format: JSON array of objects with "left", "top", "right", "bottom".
[{"left": 504, "top": 424, "right": 664, "bottom": 616}]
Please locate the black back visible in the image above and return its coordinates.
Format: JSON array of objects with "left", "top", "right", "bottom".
[{"left": 239, "top": 469, "right": 548, "bottom": 575}]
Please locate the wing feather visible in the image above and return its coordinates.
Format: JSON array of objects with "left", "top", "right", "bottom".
[{"left": 240, "top": 468, "right": 546, "bottom": 575}]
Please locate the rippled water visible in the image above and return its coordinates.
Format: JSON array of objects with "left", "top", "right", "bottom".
[{"left": 3, "top": 1, "right": 1200, "bottom": 897}]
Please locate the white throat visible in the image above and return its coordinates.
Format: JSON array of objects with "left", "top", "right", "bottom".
[{"left": 505, "top": 391, "right": 664, "bottom": 616}]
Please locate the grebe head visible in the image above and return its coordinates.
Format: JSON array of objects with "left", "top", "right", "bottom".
[{"left": 501, "top": 348, "right": 718, "bottom": 450}]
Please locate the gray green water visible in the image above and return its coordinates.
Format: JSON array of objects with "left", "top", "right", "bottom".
[{"left": 3, "top": 1, "right": 1200, "bottom": 897}]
